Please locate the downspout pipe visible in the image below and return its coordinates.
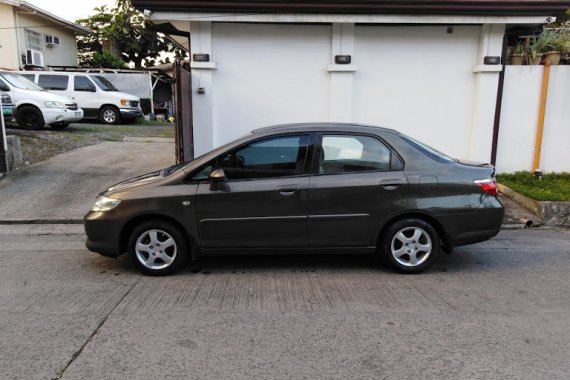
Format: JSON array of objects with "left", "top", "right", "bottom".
[
  {"left": 533, "top": 60, "right": 551, "bottom": 173},
  {"left": 490, "top": 33, "right": 508, "bottom": 165}
]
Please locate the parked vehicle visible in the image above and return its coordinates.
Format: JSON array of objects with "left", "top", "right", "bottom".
[
  {"left": 20, "top": 71, "right": 143, "bottom": 125},
  {"left": 0, "top": 71, "right": 83, "bottom": 130},
  {"left": 84, "top": 123, "right": 504, "bottom": 276},
  {"left": 1, "top": 94, "right": 14, "bottom": 123}
]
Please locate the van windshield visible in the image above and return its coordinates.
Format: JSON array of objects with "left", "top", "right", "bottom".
[
  {"left": 0, "top": 72, "right": 44, "bottom": 91},
  {"left": 92, "top": 76, "right": 119, "bottom": 92}
]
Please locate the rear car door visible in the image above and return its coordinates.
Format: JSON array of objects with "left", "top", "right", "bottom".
[
  {"left": 308, "top": 133, "right": 408, "bottom": 247},
  {"left": 195, "top": 133, "right": 312, "bottom": 249}
]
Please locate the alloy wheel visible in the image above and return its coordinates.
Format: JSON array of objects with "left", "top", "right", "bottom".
[{"left": 390, "top": 226, "right": 432, "bottom": 267}]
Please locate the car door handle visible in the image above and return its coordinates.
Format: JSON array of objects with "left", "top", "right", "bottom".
[
  {"left": 275, "top": 185, "right": 300, "bottom": 196},
  {"left": 379, "top": 178, "right": 405, "bottom": 191}
]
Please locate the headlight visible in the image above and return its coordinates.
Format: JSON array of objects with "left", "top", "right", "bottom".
[
  {"left": 91, "top": 196, "right": 121, "bottom": 212},
  {"left": 44, "top": 101, "right": 65, "bottom": 108}
]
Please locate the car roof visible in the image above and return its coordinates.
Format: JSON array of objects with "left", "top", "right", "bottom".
[{"left": 251, "top": 122, "right": 397, "bottom": 135}]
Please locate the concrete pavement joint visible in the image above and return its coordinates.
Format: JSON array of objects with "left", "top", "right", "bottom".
[
  {"left": 53, "top": 277, "right": 141, "bottom": 380},
  {"left": 0, "top": 219, "right": 83, "bottom": 225}
]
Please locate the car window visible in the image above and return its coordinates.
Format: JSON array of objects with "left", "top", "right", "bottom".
[
  {"left": 399, "top": 133, "right": 455, "bottom": 163},
  {"left": 74, "top": 76, "right": 96, "bottom": 92},
  {"left": 20, "top": 74, "right": 35, "bottom": 82},
  {"left": 319, "top": 135, "right": 392, "bottom": 174},
  {"left": 218, "top": 134, "right": 309, "bottom": 180},
  {"left": 0, "top": 72, "right": 44, "bottom": 91},
  {"left": 38, "top": 75, "right": 68, "bottom": 90}
]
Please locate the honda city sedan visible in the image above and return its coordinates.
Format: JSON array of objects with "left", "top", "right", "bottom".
[{"left": 84, "top": 123, "right": 504, "bottom": 275}]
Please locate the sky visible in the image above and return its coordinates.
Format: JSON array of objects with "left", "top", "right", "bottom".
[{"left": 25, "top": 0, "right": 116, "bottom": 23}]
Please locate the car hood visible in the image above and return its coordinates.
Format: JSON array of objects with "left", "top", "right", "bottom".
[{"left": 104, "top": 171, "right": 164, "bottom": 195}]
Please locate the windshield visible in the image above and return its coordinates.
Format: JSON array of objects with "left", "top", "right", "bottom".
[
  {"left": 0, "top": 72, "right": 44, "bottom": 91},
  {"left": 399, "top": 133, "right": 456, "bottom": 164},
  {"left": 92, "top": 76, "right": 119, "bottom": 91}
]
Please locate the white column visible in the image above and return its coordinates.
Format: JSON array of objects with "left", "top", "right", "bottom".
[
  {"left": 327, "top": 23, "right": 357, "bottom": 122},
  {"left": 469, "top": 23, "right": 505, "bottom": 162},
  {"left": 190, "top": 21, "right": 217, "bottom": 156}
]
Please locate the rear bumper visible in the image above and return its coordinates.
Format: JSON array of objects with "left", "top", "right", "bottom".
[
  {"left": 84, "top": 211, "right": 126, "bottom": 257},
  {"left": 120, "top": 108, "right": 143, "bottom": 120},
  {"left": 440, "top": 198, "right": 505, "bottom": 248}
]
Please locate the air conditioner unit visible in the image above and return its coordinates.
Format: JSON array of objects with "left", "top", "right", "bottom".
[
  {"left": 45, "top": 35, "right": 60, "bottom": 47},
  {"left": 25, "top": 49, "right": 44, "bottom": 67}
]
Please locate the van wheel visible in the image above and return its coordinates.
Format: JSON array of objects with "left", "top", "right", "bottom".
[
  {"left": 50, "top": 122, "right": 69, "bottom": 130},
  {"left": 17, "top": 106, "right": 44, "bottom": 130},
  {"left": 100, "top": 106, "right": 120, "bottom": 125}
]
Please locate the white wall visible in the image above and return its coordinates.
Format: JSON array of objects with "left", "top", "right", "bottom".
[
  {"left": 211, "top": 23, "right": 331, "bottom": 148},
  {"left": 496, "top": 66, "right": 570, "bottom": 173},
  {"left": 353, "top": 25, "right": 480, "bottom": 159},
  {"left": 190, "top": 22, "right": 504, "bottom": 162}
]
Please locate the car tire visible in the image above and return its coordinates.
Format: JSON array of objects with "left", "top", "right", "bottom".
[
  {"left": 16, "top": 105, "right": 44, "bottom": 130},
  {"left": 50, "top": 122, "right": 69, "bottom": 130},
  {"left": 382, "top": 218, "right": 440, "bottom": 274},
  {"left": 99, "top": 105, "right": 120, "bottom": 125},
  {"left": 128, "top": 220, "right": 189, "bottom": 276}
]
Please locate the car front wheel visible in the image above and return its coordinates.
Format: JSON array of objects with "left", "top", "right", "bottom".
[
  {"left": 128, "top": 221, "right": 188, "bottom": 276},
  {"left": 17, "top": 105, "right": 44, "bottom": 130},
  {"left": 382, "top": 218, "right": 440, "bottom": 273}
]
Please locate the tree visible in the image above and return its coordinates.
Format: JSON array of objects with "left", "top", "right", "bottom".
[{"left": 75, "top": 0, "right": 186, "bottom": 68}]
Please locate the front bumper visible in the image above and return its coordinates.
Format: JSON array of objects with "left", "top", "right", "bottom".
[
  {"left": 43, "top": 108, "right": 84, "bottom": 124},
  {"left": 120, "top": 108, "right": 143, "bottom": 120},
  {"left": 84, "top": 211, "right": 126, "bottom": 257}
]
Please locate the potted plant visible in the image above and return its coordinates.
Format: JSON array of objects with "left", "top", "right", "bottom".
[
  {"left": 510, "top": 42, "right": 525, "bottom": 65},
  {"left": 540, "top": 29, "right": 563, "bottom": 65}
]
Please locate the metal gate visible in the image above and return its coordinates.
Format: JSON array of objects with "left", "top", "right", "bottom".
[{"left": 173, "top": 60, "right": 193, "bottom": 163}]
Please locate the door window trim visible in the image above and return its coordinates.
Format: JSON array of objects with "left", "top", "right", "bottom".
[
  {"left": 311, "top": 132, "right": 405, "bottom": 175},
  {"left": 185, "top": 132, "right": 315, "bottom": 183}
]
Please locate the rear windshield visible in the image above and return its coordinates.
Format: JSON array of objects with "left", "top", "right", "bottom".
[
  {"left": 399, "top": 133, "right": 455, "bottom": 163},
  {"left": 92, "top": 76, "right": 119, "bottom": 91},
  {"left": 0, "top": 72, "right": 44, "bottom": 91}
]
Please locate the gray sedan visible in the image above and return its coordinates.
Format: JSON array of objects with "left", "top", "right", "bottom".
[{"left": 84, "top": 123, "right": 504, "bottom": 275}]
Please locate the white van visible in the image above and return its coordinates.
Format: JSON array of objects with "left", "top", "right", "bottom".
[
  {"left": 0, "top": 71, "right": 83, "bottom": 130},
  {"left": 20, "top": 72, "right": 143, "bottom": 125}
]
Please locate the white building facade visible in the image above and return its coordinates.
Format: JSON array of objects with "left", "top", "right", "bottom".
[{"left": 133, "top": 0, "right": 569, "bottom": 171}]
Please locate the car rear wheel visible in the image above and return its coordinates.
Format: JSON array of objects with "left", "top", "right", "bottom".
[
  {"left": 382, "top": 218, "right": 439, "bottom": 273},
  {"left": 100, "top": 105, "right": 120, "bottom": 125},
  {"left": 128, "top": 221, "right": 188, "bottom": 276},
  {"left": 16, "top": 105, "right": 44, "bottom": 130}
]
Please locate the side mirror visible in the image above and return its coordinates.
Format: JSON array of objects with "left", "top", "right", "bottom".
[
  {"left": 209, "top": 169, "right": 226, "bottom": 182},
  {"left": 209, "top": 169, "right": 226, "bottom": 191},
  {"left": 0, "top": 83, "right": 10, "bottom": 92}
]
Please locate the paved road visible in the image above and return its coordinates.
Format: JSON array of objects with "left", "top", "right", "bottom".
[{"left": 1, "top": 225, "right": 569, "bottom": 379}]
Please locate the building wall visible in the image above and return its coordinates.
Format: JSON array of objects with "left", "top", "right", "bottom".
[
  {"left": 0, "top": 3, "right": 19, "bottom": 70},
  {"left": 15, "top": 12, "right": 79, "bottom": 68},
  {"left": 496, "top": 66, "right": 570, "bottom": 173},
  {"left": 191, "top": 21, "right": 504, "bottom": 160}
]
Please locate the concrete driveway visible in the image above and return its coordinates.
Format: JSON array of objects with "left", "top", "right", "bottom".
[{"left": 0, "top": 138, "right": 174, "bottom": 222}]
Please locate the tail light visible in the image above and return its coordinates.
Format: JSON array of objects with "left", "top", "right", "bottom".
[{"left": 474, "top": 178, "right": 498, "bottom": 196}]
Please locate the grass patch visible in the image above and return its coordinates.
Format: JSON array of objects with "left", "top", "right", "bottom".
[{"left": 497, "top": 171, "right": 570, "bottom": 202}]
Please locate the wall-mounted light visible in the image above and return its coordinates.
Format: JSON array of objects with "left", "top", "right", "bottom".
[
  {"left": 193, "top": 54, "right": 210, "bottom": 62},
  {"left": 484, "top": 56, "right": 501, "bottom": 65},
  {"left": 335, "top": 55, "right": 351, "bottom": 64}
]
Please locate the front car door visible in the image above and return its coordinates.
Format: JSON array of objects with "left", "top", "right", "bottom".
[
  {"left": 194, "top": 133, "right": 313, "bottom": 249},
  {"left": 308, "top": 133, "right": 408, "bottom": 247},
  {"left": 72, "top": 75, "right": 99, "bottom": 118}
]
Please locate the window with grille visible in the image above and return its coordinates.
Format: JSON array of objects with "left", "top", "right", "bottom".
[{"left": 25, "top": 29, "right": 43, "bottom": 51}]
